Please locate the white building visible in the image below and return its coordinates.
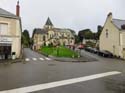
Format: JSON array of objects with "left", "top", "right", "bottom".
[
  {"left": 0, "top": 1, "right": 22, "bottom": 59},
  {"left": 99, "top": 13, "right": 125, "bottom": 59}
]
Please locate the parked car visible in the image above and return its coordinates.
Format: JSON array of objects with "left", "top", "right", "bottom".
[
  {"left": 84, "top": 47, "right": 92, "bottom": 52},
  {"left": 98, "top": 50, "right": 113, "bottom": 57},
  {"left": 91, "top": 48, "right": 99, "bottom": 54},
  {"left": 77, "top": 44, "right": 84, "bottom": 49}
]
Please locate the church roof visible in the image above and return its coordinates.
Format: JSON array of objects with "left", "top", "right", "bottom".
[
  {"left": 33, "top": 28, "right": 47, "bottom": 34},
  {"left": 0, "top": 8, "right": 19, "bottom": 19},
  {"left": 45, "top": 17, "right": 53, "bottom": 26},
  {"left": 112, "top": 19, "right": 125, "bottom": 30}
]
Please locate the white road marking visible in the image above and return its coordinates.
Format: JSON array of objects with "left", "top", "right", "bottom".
[
  {"left": 32, "top": 58, "right": 37, "bottom": 61},
  {"left": 39, "top": 58, "right": 44, "bottom": 61},
  {"left": 45, "top": 57, "right": 51, "bottom": 60},
  {"left": 0, "top": 71, "right": 121, "bottom": 93},
  {"left": 25, "top": 58, "right": 30, "bottom": 61}
]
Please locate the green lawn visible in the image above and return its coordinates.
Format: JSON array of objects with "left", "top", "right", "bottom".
[{"left": 40, "top": 46, "right": 78, "bottom": 58}]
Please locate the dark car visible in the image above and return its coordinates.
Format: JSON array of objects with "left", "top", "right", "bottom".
[
  {"left": 91, "top": 48, "right": 99, "bottom": 54},
  {"left": 84, "top": 47, "right": 92, "bottom": 52},
  {"left": 98, "top": 50, "right": 113, "bottom": 57},
  {"left": 85, "top": 47, "right": 99, "bottom": 53}
]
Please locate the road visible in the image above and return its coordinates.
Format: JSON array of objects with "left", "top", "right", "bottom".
[{"left": 0, "top": 48, "right": 124, "bottom": 93}]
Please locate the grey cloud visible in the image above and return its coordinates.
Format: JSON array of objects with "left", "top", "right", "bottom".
[{"left": 0, "top": 0, "right": 125, "bottom": 36}]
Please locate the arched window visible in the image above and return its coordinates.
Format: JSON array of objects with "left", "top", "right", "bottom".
[
  {"left": 43, "top": 35, "right": 46, "bottom": 41},
  {"left": 106, "top": 29, "right": 108, "bottom": 38}
]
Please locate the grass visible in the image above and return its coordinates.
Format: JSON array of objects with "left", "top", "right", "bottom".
[{"left": 40, "top": 46, "right": 78, "bottom": 58}]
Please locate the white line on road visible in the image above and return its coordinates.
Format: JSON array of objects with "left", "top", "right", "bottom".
[
  {"left": 0, "top": 71, "right": 121, "bottom": 93},
  {"left": 45, "top": 57, "right": 51, "bottom": 60},
  {"left": 25, "top": 58, "right": 30, "bottom": 61},
  {"left": 32, "top": 58, "right": 37, "bottom": 61},
  {"left": 39, "top": 58, "right": 44, "bottom": 61}
]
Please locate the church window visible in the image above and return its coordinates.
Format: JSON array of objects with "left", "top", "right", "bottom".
[{"left": 106, "top": 29, "right": 108, "bottom": 38}]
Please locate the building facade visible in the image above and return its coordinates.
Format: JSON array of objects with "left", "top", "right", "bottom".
[
  {"left": 0, "top": 1, "right": 22, "bottom": 59},
  {"left": 32, "top": 17, "right": 75, "bottom": 50},
  {"left": 99, "top": 13, "right": 125, "bottom": 59}
]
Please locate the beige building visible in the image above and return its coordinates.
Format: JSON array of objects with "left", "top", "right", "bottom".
[
  {"left": 0, "top": 1, "right": 22, "bottom": 59},
  {"left": 32, "top": 17, "right": 75, "bottom": 50},
  {"left": 99, "top": 13, "right": 125, "bottom": 59}
]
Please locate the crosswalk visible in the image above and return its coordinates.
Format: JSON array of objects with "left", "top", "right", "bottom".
[{"left": 25, "top": 57, "right": 52, "bottom": 61}]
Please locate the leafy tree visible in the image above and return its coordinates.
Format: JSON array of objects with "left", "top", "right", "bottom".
[
  {"left": 78, "top": 29, "right": 94, "bottom": 42},
  {"left": 22, "top": 29, "right": 30, "bottom": 47},
  {"left": 97, "top": 25, "right": 103, "bottom": 40},
  {"left": 74, "top": 35, "right": 80, "bottom": 43}
]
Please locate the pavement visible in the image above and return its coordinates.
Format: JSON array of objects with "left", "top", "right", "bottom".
[{"left": 0, "top": 48, "right": 125, "bottom": 93}]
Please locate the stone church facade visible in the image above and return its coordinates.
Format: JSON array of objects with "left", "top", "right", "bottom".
[{"left": 32, "top": 17, "right": 75, "bottom": 50}]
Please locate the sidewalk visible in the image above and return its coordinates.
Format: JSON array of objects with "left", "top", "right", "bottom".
[
  {"left": 0, "top": 58, "right": 23, "bottom": 64},
  {"left": 49, "top": 55, "right": 97, "bottom": 62}
]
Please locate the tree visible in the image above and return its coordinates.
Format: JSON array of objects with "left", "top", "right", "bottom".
[
  {"left": 78, "top": 29, "right": 94, "bottom": 42},
  {"left": 97, "top": 25, "right": 103, "bottom": 40},
  {"left": 74, "top": 35, "right": 80, "bottom": 43},
  {"left": 22, "top": 29, "right": 30, "bottom": 47}
]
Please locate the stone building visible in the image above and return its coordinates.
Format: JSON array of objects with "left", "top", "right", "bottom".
[
  {"left": 0, "top": 1, "right": 22, "bottom": 59},
  {"left": 32, "top": 17, "right": 75, "bottom": 50}
]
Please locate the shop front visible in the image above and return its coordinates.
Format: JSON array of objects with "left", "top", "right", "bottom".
[{"left": 0, "top": 37, "right": 12, "bottom": 60}]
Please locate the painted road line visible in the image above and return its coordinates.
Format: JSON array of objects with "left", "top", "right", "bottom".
[
  {"left": 39, "top": 58, "right": 44, "bottom": 61},
  {"left": 45, "top": 57, "right": 51, "bottom": 60},
  {"left": 32, "top": 58, "right": 37, "bottom": 61},
  {"left": 25, "top": 58, "right": 30, "bottom": 61},
  {"left": 0, "top": 71, "right": 121, "bottom": 93}
]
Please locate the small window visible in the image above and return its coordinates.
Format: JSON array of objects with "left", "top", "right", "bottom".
[
  {"left": 106, "top": 29, "right": 108, "bottom": 38},
  {"left": 0, "top": 23, "right": 8, "bottom": 35}
]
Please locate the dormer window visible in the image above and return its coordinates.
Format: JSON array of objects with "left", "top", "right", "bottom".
[
  {"left": 121, "top": 24, "right": 125, "bottom": 30},
  {"left": 106, "top": 29, "right": 108, "bottom": 38}
]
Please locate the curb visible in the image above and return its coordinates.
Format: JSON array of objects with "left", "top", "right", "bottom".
[
  {"left": 0, "top": 58, "right": 24, "bottom": 64},
  {"left": 49, "top": 56, "right": 98, "bottom": 63}
]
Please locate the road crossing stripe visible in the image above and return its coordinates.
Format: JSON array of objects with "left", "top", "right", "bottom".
[
  {"left": 45, "top": 57, "right": 51, "bottom": 60},
  {"left": 25, "top": 58, "right": 30, "bottom": 61},
  {"left": 40, "top": 58, "right": 44, "bottom": 60},
  {"left": 0, "top": 71, "right": 121, "bottom": 93},
  {"left": 32, "top": 58, "right": 37, "bottom": 61}
]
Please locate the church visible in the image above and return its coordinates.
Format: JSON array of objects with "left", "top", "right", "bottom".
[{"left": 32, "top": 17, "right": 75, "bottom": 50}]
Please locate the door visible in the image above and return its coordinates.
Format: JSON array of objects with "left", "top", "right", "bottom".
[{"left": 0, "top": 43, "right": 11, "bottom": 60}]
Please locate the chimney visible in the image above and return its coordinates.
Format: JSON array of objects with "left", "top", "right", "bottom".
[
  {"left": 107, "top": 12, "right": 112, "bottom": 21},
  {"left": 16, "top": 0, "right": 20, "bottom": 16}
]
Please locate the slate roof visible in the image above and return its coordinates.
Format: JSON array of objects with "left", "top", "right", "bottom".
[
  {"left": 0, "top": 8, "right": 19, "bottom": 19},
  {"left": 33, "top": 28, "right": 47, "bottom": 34},
  {"left": 32, "top": 28, "right": 47, "bottom": 38},
  {"left": 45, "top": 17, "right": 53, "bottom": 26},
  {"left": 112, "top": 19, "right": 125, "bottom": 30}
]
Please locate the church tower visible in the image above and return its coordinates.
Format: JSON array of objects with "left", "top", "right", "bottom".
[{"left": 44, "top": 17, "right": 54, "bottom": 30}]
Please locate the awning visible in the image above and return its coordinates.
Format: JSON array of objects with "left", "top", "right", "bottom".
[{"left": 0, "top": 42, "right": 11, "bottom": 46}]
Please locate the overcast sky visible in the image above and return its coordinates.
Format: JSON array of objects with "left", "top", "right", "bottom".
[{"left": 0, "top": 0, "right": 125, "bottom": 35}]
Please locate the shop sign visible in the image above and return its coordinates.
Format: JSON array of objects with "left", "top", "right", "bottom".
[{"left": 0, "top": 37, "right": 12, "bottom": 42}]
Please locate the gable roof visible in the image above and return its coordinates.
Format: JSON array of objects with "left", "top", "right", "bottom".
[
  {"left": 32, "top": 28, "right": 47, "bottom": 38},
  {"left": 45, "top": 17, "right": 53, "bottom": 26},
  {"left": 0, "top": 8, "right": 19, "bottom": 19},
  {"left": 112, "top": 19, "right": 125, "bottom": 30}
]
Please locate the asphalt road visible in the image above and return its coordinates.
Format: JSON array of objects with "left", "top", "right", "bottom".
[{"left": 0, "top": 48, "right": 125, "bottom": 93}]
